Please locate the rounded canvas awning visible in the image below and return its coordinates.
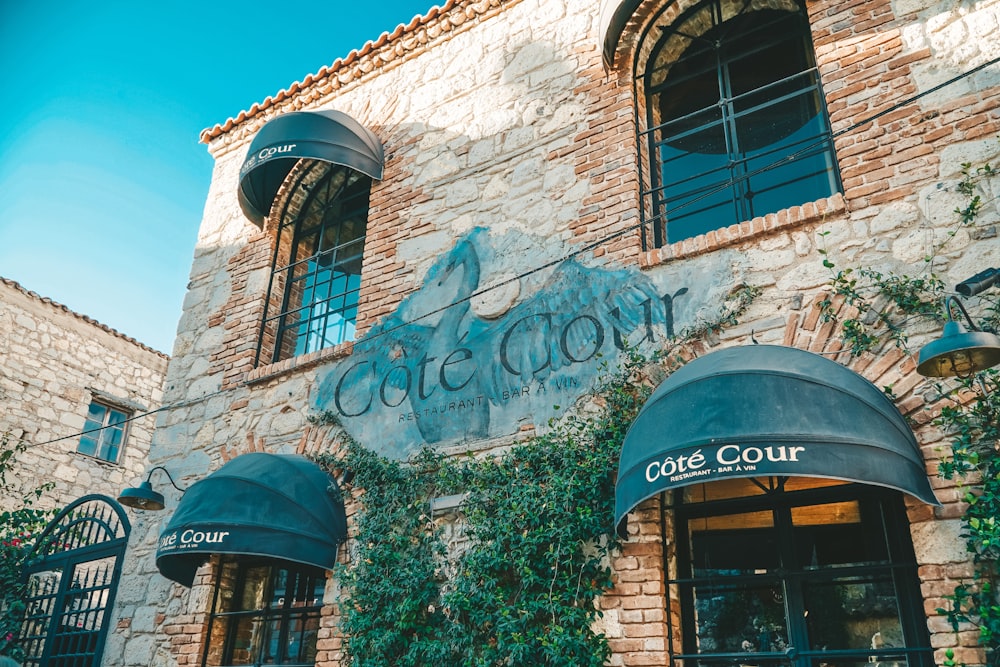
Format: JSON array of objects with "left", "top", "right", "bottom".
[
  {"left": 156, "top": 453, "right": 347, "bottom": 587},
  {"left": 237, "top": 109, "right": 384, "bottom": 227},
  {"left": 598, "top": 0, "right": 643, "bottom": 69},
  {"left": 615, "top": 345, "right": 940, "bottom": 537}
]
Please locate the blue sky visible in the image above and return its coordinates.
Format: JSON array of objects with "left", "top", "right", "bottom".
[{"left": 0, "top": 0, "right": 436, "bottom": 353}]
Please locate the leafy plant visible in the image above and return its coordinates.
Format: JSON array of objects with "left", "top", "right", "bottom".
[
  {"left": 817, "top": 159, "right": 1000, "bottom": 665},
  {"left": 0, "top": 431, "right": 55, "bottom": 659},
  {"left": 315, "top": 350, "right": 648, "bottom": 666},
  {"left": 312, "top": 273, "right": 760, "bottom": 666}
]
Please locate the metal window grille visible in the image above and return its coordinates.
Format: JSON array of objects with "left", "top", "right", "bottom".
[
  {"left": 202, "top": 557, "right": 327, "bottom": 667},
  {"left": 639, "top": 0, "right": 842, "bottom": 248},
  {"left": 257, "top": 164, "right": 371, "bottom": 365}
]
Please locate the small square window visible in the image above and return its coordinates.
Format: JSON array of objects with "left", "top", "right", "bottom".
[{"left": 77, "top": 400, "right": 129, "bottom": 463}]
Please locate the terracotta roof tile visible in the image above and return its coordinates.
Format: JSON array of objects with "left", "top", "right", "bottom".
[
  {"left": 1, "top": 276, "right": 170, "bottom": 359},
  {"left": 199, "top": 0, "right": 486, "bottom": 144}
]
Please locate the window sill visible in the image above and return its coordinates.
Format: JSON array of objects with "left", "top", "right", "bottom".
[
  {"left": 639, "top": 193, "right": 847, "bottom": 268},
  {"left": 246, "top": 341, "right": 355, "bottom": 386},
  {"left": 75, "top": 452, "right": 122, "bottom": 468}
]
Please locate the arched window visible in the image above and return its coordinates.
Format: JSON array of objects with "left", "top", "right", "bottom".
[
  {"left": 641, "top": 0, "right": 841, "bottom": 246},
  {"left": 258, "top": 162, "right": 371, "bottom": 364},
  {"left": 665, "top": 477, "right": 933, "bottom": 667}
]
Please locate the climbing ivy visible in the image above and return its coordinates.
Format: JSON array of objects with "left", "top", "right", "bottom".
[
  {"left": 817, "top": 159, "right": 1000, "bottom": 666},
  {"left": 0, "top": 432, "right": 55, "bottom": 659},
  {"left": 315, "top": 352, "right": 645, "bottom": 666},
  {"left": 313, "top": 286, "right": 760, "bottom": 666}
]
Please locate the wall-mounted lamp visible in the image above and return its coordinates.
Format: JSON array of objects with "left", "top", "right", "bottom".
[
  {"left": 117, "top": 466, "right": 186, "bottom": 511},
  {"left": 956, "top": 267, "right": 1000, "bottom": 297},
  {"left": 916, "top": 291, "right": 1000, "bottom": 379}
]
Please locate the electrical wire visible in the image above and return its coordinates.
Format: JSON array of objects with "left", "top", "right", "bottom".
[
  {"left": 27, "top": 388, "right": 228, "bottom": 447},
  {"left": 22, "top": 55, "right": 1000, "bottom": 447}
]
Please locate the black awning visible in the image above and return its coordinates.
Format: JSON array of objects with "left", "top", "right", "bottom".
[
  {"left": 615, "top": 345, "right": 940, "bottom": 537},
  {"left": 237, "top": 109, "right": 384, "bottom": 227},
  {"left": 156, "top": 453, "right": 347, "bottom": 587},
  {"left": 598, "top": 0, "right": 643, "bottom": 69}
]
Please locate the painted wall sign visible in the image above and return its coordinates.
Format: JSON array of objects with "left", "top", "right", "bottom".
[{"left": 313, "top": 228, "right": 738, "bottom": 459}]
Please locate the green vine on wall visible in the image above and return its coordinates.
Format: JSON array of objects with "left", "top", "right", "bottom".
[
  {"left": 313, "top": 286, "right": 760, "bottom": 666},
  {"left": 315, "top": 352, "right": 646, "bottom": 666},
  {"left": 817, "top": 159, "right": 1000, "bottom": 666},
  {"left": 0, "top": 432, "right": 55, "bottom": 659}
]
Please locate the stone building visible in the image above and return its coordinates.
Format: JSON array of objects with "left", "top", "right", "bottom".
[
  {"left": 1, "top": 277, "right": 168, "bottom": 667},
  {"left": 99, "top": 0, "right": 1000, "bottom": 666},
  {"left": 0, "top": 276, "right": 168, "bottom": 510}
]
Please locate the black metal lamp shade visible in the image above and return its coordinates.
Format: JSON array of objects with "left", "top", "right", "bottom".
[
  {"left": 117, "top": 480, "right": 165, "bottom": 511},
  {"left": 916, "top": 319, "right": 1000, "bottom": 378}
]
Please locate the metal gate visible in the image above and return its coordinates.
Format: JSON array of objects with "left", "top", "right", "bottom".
[{"left": 17, "top": 494, "right": 130, "bottom": 667}]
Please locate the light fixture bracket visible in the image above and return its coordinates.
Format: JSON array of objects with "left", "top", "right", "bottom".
[
  {"left": 117, "top": 466, "right": 185, "bottom": 511},
  {"left": 916, "top": 295, "right": 1000, "bottom": 378}
]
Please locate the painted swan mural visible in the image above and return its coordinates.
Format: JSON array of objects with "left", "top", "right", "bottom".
[{"left": 313, "top": 228, "right": 717, "bottom": 460}]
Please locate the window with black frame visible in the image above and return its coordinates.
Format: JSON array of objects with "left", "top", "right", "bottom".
[
  {"left": 641, "top": 0, "right": 841, "bottom": 247},
  {"left": 203, "top": 558, "right": 326, "bottom": 667},
  {"left": 666, "top": 477, "right": 933, "bottom": 667},
  {"left": 259, "top": 163, "right": 371, "bottom": 365}
]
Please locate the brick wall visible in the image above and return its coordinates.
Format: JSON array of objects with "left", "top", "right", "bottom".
[{"left": 109, "top": 0, "right": 1000, "bottom": 664}]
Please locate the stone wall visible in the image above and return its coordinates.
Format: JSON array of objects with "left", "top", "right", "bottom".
[
  {"left": 0, "top": 277, "right": 168, "bottom": 511},
  {"left": 109, "top": 0, "right": 1000, "bottom": 665}
]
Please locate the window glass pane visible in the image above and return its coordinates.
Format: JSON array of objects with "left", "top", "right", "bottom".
[
  {"left": 77, "top": 435, "right": 98, "bottom": 458},
  {"left": 86, "top": 402, "right": 106, "bottom": 422},
  {"left": 727, "top": 18, "right": 810, "bottom": 98},
  {"left": 101, "top": 429, "right": 122, "bottom": 462},
  {"left": 286, "top": 612, "right": 322, "bottom": 664},
  {"left": 803, "top": 575, "right": 904, "bottom": 651},
  {"left": 658, "top": 106, "right": 726, "bottom": 155},
  {"left": 642, "top": 1, "right": 840, "bottom": 246},
  {"left": 238, "top": 566, "right": 270, "bottom": 610},
  {"left": 291, "top": 225, "right": 322, "bottom": 265},
  {"left": 793, "top": 501, "right": 890, "bottom": 568},
  {"left": 227, "top": 615, "right": 262, "bottom": 665},
  {"left": 746, "top": 140, "right": 839, "bottom": 219},
  {"left": 689, "top": 581, "right": 789, "bottom": 654},
  {"left": 690, "top": 511, "right": 777, "bottom": 576},
  {"left": 684, "top": 477, "right": 779, "bottom": 502},
  {"left": 333, "top": 238, "right": 365, "bottom": 277},
  {"left": 266, "top": 165, "right": 370, "bottom": 363},
  {"left": 260, "top": 616, "right": 282, "bottom": 664},
  {"left": 791, "top": 501, "right": 861, "bottom": 526},
  {"left": 735, "top": 84, "right": 823, "bottom": 156},
  {"left": 783, "top": 477, "right": 850, "bottom": 493}
]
